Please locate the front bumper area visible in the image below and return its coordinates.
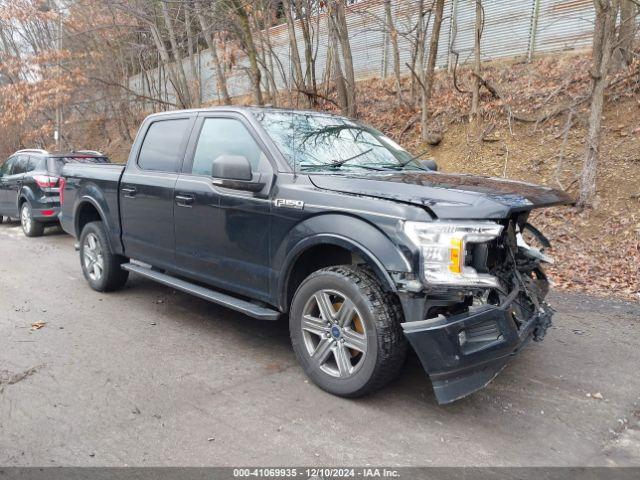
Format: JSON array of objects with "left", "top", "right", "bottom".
[{"left": 401, "top": 288, "right": 553, "bottom": 404}]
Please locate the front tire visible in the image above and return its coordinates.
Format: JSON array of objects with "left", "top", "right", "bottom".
[
  {"left": 79, "top": 221, "right": 129, "bottom": 292},
  {"left": 290, "top": 265, "right": 407, "bottom": 398},
  {"left": 21, "top": 203, "right": 45, "bottom": 237}
]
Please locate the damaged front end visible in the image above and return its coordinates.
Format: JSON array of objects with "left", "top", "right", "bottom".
[{"left": 399, "top": 214, "right": 556, "bottom": 404}]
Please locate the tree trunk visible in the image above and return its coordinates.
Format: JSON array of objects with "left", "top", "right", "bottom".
[
  {"left": 160, "top": 0, "right": 192, "bottom": 107},
  {"left": 294, "top": 0, "right": 317, "bottom": 93},
  {"left": 328, "top": 11, "right": 349, "bottom": 116},
  {"left": 471, "top": 0, "right": 482, "bottom": 121},
  {"left": 613, "top": 0, "right": 637, "bottom": 69},
  {"left": 149, "top": 24, "right": 189, "bottom": 108},
  {"left": 194, "top": 0, "right": 231, "bottom": 104},
  {"left": 283, "top": 0, "right": 305, "bottom": 96},
  {"left": 384, "top": 0, "right": 402, "bottom": 105},
  {"left": 421, "top": 0, "right": 444, "bottom": 142},
  {"left": 262, "top": 12, "right": 279, "bottom": 106},
  {"left": 331, "top": 0, "right": 357, "bottom": 117},
  {"left": 185, "top": 6, "right": 201, "bottom": 107},
  {"left": 410, "top": 0, "right": 425, "bottom": 106},
  {"left": 229, "top": 0, "right": 263, "bottom": 105},
  {"left": 578, "top": 0, "right": 619, "bottom": 208}
]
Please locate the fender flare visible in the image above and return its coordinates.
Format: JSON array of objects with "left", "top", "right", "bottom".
[
  {"left": 73, "top": 195, "right": 121, "bottom": 255},
  {"left": 17, "top": 187, "right": 36, "bottom": 211},
  {"left": 275, "top": 214, "right": 412, "bottom": 310}
]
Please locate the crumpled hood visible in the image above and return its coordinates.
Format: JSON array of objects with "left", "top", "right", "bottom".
[{"left": 309, "top": 171, "right": 573, "bottom": 219}]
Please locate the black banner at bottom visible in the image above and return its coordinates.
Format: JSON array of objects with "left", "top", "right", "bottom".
[{"left": 0, "top": 467, "right": 639, "bottom": 480}]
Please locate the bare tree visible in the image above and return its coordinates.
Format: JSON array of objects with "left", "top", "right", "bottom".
[
  {"left": 613, "top": 0, "right": 639, "bottom": 69},
  {"left": 160, "top": 1, "right": 193, "bottom": 107},
  {"left": 383, "top": 0, "right": 403, "bottom": 105},
  {"left": 420, "top": 0, "right": 444, "bottom": 143},
  {"left": 283, "top": 0, "right": 306, "bottom": 98},
  {"left": 184, "top": 4, "right": 201, "bottom": 107},
  {"left": 328, "top": 0, "right": 357, "bottom": 117},
  {"left": 578, "top": 0, "right": 620, "bottom": 208},
  {"left": 327, "top": 10, "right": 349, "bottom": 115},
  {"left": 226, "top": 0, "right": 263, "bottom": 105},
  {"left": 293, "top": 0, "right": 318, "bottom": 94},
  {"left": 470, "top": 0, "right": 483, "bottom": 121},
  {"left": 410, "top": 0, "right": 427, "bottom": 106},
  {"left": 194, "top": 0, "right": 231, "bottom": 104}
]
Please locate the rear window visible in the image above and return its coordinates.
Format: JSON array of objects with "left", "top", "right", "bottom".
[
  {"left": 137, "top": 119, "right": 189, "bottom": 172},
  {"left": 47, "top": 156, "right": 109, "bottom": 175}
]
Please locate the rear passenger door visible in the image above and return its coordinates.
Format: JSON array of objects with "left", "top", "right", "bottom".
[
  {"left": 1, "top": 155, "right": 28, "bottom": 217},
  {"left": 0, "top": 156, "right": 16, "bottom": 215},
  {"left": 120, "top": 116, "right": 194, "bottom": 269}
]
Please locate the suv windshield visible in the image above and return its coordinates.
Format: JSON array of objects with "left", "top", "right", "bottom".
[
  {"left": 253, "top": 110, "right": 424, "bottom": 173},
  {"left": 47, "top": 156, "right": 109, "bottom": 175}
]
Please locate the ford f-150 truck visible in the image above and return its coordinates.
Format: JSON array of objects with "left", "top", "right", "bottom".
[{"left": 60, "top": 107, "right": 572, "bottom": 404}]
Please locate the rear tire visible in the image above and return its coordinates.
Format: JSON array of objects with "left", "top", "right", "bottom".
[
  {"left": 79, "top": 221, "right": 129, "bottom": 292},
  {"left": 290, "top": 265, "right": 407, "bottom": 398},
  {"left": 21, "top": 203, "right": 45, "bottom": 237}
]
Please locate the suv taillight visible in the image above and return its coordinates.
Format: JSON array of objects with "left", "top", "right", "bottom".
[
  {"left": 59, "top": 177, "right": 66, "bottom": 205},
  {"left": 34, "top": 175, "right": 59, "bottom": 188}
]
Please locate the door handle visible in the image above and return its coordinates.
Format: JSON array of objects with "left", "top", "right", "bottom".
[
  {"left": 122, "top": 187, "right": 137, "bottom": 198},
  {"left": 175, "top": 194, "right": 194, "bottom": 207}
]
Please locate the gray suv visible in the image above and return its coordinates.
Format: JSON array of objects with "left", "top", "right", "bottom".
[{"left": 0, "top": 149, "right": 109, "bottom": 237}]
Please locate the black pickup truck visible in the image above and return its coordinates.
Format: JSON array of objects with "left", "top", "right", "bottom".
[{"left": 60, "top": 107, "right": 571, "bottom": 404}]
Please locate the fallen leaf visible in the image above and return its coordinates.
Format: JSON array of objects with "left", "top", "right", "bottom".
[{"left": 31, "top": 321, "right": 46, "bottom": 330}]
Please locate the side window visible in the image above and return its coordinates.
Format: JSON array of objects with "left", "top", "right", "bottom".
[
  {"left": 138, "top": 118, "right": 189, "bottom": 172},
  {"left": 26, "top": 156, "right": 38, "bottom": 172},
  {"left": 190, "top": 118, "right": 270, "bottom": 176},
  {"left": 0, "top": 157, "right": 15, "bottom": 176},
  {"left": 11, "top": 155, "right": 29, "bottom": 175}
]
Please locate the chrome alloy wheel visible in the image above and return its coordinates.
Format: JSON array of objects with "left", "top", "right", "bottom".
[
  {"left": 301, "top": 289, "right": 368, "bottom": 378},
  {"left": 21, "top": 204, "right": 31, "bottom": 233},
  {"left": 83, "top": 233, "right": 104, "bottom": 281}
]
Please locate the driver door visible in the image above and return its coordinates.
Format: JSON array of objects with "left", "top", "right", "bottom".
[{"left": 173, "top": 114, "right": 274, "bottom": 302}]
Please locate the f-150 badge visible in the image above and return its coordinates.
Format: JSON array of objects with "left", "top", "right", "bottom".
[{"left": 274, "top": 198, "right": 304, "bottom": 210}]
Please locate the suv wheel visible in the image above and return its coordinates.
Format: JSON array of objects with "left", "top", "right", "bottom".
[
  {"left": 20, "top": 203, "right": 45, "bottom": 237},
  {"left": 79, "top": 221, "right": 129, "bottom": 292},
  {"left": 290, "top": 265, "right": 407, "bottom": 397}
]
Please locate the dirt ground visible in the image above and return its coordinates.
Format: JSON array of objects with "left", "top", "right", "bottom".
[{"left": 1, "top": 221, "right": 639, "bottom": 467}]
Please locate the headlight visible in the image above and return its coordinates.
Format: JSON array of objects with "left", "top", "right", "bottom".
[{"left": 403, "top": 221, "right": 504, "bottom": 288}]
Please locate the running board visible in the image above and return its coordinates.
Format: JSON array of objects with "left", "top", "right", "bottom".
[{"left": 122, "top": 263, "right": 281, "bottom": 321}]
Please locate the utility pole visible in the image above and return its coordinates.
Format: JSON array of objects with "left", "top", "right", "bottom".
[{"left": 54, "top": 0, "right": 62, "bottom": 150}]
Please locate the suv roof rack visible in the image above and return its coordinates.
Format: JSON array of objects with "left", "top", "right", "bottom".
[{"left": 16, "top": 148, "right": 49, "bottom": 155}]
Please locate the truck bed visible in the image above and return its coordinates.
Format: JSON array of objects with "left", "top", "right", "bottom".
[{"left": 59, "top": 163, "right": 125, "bottom": 244}]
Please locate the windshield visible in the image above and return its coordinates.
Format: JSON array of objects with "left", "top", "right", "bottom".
[
  {"left": 47, "top": 156, "right": 109, "bottom": 175},
  {"left": 253, "top": 110, "right": 424, "bottom": 172}
]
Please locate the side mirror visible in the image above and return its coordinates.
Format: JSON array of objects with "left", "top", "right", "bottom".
[
  {"left": 211, "top": 155, "right": 265, "bottom": 192},
  {"left": 421, "top": 159, "right": 438, "bottom": 171},
  {"left": 212, "top": 154, "right": 252, "bottom": 181}
]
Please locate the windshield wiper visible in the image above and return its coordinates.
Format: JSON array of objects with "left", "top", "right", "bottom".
[
  {"left": 394, "top": 148, "right": 431, "bottom": 169},
  {"left": 330, "top": 148, "right": 374, "bottom": 167},
  {"left": 300, "top": 162, "right": 385, "bottom": 172}
]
